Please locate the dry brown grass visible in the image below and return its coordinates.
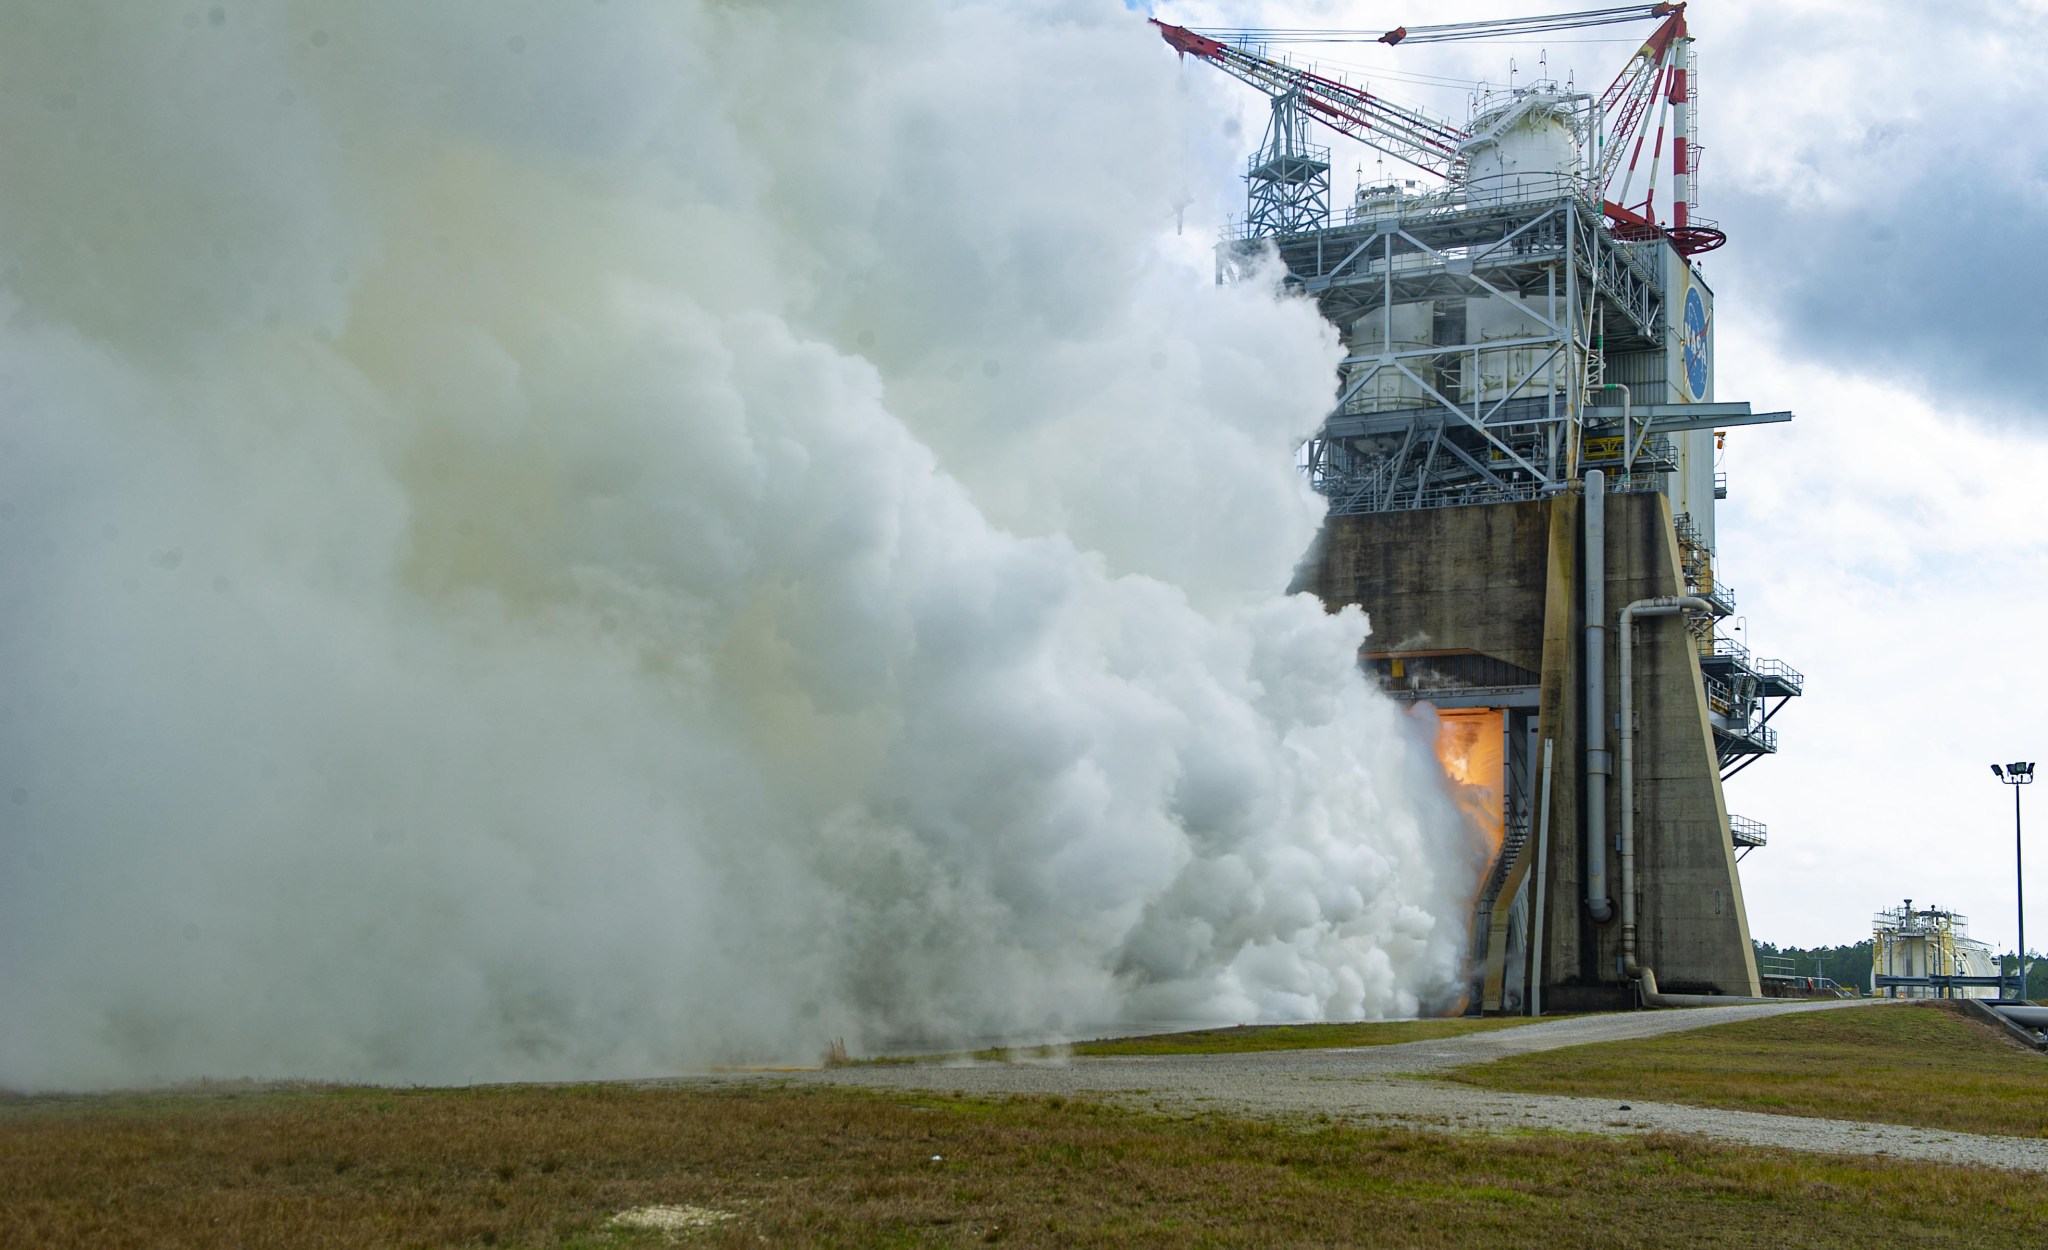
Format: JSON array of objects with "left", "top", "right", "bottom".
[
  {"left": 1048, "top": 1016, "right": 1542, "bottom": 1058},
  {"left": 872, "top": 1016, "right": 1547, "bottom": 1066},
  {"left": 1449, "top": 1000, "right": 2048, "bottom": 1138},
  {"left": 5, "top": 1081, "right": 2047, "bottom": 1248}
]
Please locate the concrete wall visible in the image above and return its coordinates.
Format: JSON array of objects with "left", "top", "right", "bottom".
[
  {"left": 1303, "top": 489, "right": 1758, "bottom": 1009},
  {"left": 1309, "top": 499, "right": 1552, "bottom": 673}
]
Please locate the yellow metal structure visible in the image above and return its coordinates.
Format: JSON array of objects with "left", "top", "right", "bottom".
[{"left": 1872, "top": 901, "right": 1999, "bottom": 999}]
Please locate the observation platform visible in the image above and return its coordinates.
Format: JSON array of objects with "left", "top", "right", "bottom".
[
  {"left": 1728, "top": 815, "right": 1768, "bottom": 849},
  {"left": 1701, "top": 636, "right": 1801, "bottom": 775}
]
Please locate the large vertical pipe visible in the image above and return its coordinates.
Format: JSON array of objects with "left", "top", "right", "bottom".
[{"left": 1583, "top": 470, "right": 1612, "bottom": 923}]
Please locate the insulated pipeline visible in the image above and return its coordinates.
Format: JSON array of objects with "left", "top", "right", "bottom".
[{"left": 1583, "top": 470, "right": 1613, "bottom": 924}]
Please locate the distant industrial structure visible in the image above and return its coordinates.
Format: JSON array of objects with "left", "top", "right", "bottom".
[
  {"left": 1160, "top": 2, "right": 1800, "bottom": 1011},
  {"left": 1871, "top": 901, "right": 2002, "bottom": 999},
  {"left": 1755, "top": 954, "right": 1854, "bottom": 999}
]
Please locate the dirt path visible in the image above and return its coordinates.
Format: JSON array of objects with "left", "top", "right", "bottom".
[{"left": 778, "top": 999, "right": 2048, "bottom": 1173}]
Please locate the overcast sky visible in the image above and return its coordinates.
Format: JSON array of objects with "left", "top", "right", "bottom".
[{"left": 1150, "top": 0, "right": 2048, "bottom": 954}]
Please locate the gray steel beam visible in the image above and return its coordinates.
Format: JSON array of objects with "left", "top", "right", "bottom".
[
  {"left": 1584, "top": 403, "right": 1795, "bottom": 433},
  {"left": 1382, "top": 685, "right": 1542, "bottom": 709}
]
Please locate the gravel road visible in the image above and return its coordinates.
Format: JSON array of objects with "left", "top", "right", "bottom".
[{"left": 776, "top": 998, "right": 2048, "bottom": 1173}]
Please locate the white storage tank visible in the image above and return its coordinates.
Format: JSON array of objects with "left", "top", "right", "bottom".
[
  {"left": 1464, "top": 295, "right": 1562, "bottom": 406},
  {"left": 1351, "top": 180, "right": 1417, "bottom": 222},
  {"left": 1342, "top": 303, "right": 1432, "bottom": 411},
  {"left": 1461, "top": 88, "right": 1581, "bottom": 205}
]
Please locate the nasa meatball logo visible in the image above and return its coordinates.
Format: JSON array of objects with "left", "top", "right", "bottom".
[{"left": 1682, "top": 284, "right": 1711, "bottom": 400}]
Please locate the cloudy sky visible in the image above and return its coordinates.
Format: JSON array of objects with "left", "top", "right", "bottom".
[{"left": 1151, "top": 0, "right": 2048, "bottom": 953}]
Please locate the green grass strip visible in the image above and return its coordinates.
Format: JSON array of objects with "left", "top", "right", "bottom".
[{"left": 1446, "top": 1000, "right": 2048, "bottom": 1139}]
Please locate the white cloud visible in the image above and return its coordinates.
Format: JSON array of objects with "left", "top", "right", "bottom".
[{"left": 0, "top": 0, "right": 1479, "bottom": 1089}]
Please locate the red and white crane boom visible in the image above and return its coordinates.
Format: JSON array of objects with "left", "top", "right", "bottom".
[
  {"left": 1186, "top": 4, "right": 1678, "bottom": 47},
  {"left": 1154, "top": 3, "right": 1722, "bottom": 254},
  {"left": 1151, "top": 20, "right": 1466, "bottom": 180}
]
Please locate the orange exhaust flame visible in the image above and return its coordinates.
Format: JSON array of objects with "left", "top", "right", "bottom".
[
  {"left": 1428, "top": 706, "right": 1506, "bottom": 1017},
  {"left": 1433, "top": 707, "right": 1506, "bottom": 866}
]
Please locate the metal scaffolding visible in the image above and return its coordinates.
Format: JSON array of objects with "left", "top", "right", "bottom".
[
  {"left": 1255, "top": 188, "right": 1690, "bottom": 515},
  {"left": 1244, "top": 93, "right": 1333, "bottom": 238},
  {"left": 1698, "top": 632, "right": 1802, "bottom": 781},
  {"left": 1225, "top": 172, "right": 1788, "bottom": 520}
]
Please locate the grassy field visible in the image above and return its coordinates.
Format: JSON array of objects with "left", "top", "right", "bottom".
[
  {"left": 5, "top": 1082, "right": 2047, "bottom": 1248},
  {"left": 1448, "top": 1001, "right": 2048, "bottom": 1138}
]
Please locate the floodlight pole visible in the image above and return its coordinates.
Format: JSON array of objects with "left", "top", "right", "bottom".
[
  {"left": 1995, "top": 763, "right": 2035, "bottom": 1000},
  {"left": 2020, "top": 770, "right": 2032, "bottom": 1001}
]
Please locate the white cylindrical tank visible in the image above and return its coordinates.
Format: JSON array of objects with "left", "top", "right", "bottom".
[
  {"left": 1343, "top": 303, "right": 1431, "bottom": 411},
  {"left": 1461, "top": 89, "right": 1580, "bottom": 205},
  {"left": 1464, "top": 295, "right": 1560, "bottom": 405},
  {"left": 1352, "top": 181, "right": 1406, "bottom": 221}
]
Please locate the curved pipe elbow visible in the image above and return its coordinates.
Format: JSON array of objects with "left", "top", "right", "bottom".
[{"left": 1633, "top": 965, "right": 1775, "bottom": 1008}]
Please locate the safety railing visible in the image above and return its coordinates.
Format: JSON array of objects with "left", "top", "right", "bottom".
[{"left": 1728, "top": 815, "right": 1768, "bottom": 848}]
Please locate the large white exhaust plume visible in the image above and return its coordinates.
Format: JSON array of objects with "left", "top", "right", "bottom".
[{"left": 0, "top": 0, "right": 1481, "bottom": 1089}]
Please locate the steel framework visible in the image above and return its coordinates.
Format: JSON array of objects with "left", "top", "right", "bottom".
[
  {"left": 1254, "top": 190, "right": 1672, "bottom": 515},
  {"left": 1244, "top": 93, "right": 1333, "bottom": 238},
  {"left": 1699, "top": 631, "right": 1801, "bottom": 780}
]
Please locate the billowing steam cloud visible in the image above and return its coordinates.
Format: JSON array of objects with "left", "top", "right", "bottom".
[{"left": 0, "top": 1, "right": 1480, "bottom": 1089}]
